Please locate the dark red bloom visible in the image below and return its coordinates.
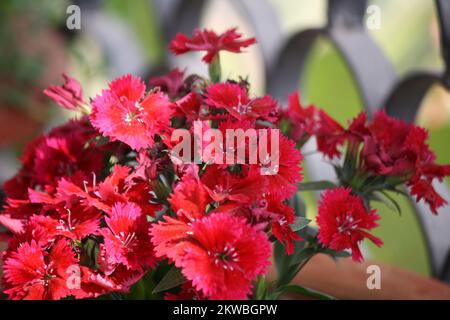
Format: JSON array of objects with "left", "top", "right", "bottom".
[
  {"left": 280, "top": 91, "right": 318, "bottom": 144},
  {"left": 409, "top": 179, "right": 447, "bottom": 214},
  {"left": 358, "top": 111, "right": 450, "bottom": 213},
  {"left": 169, "top": 28, "right": 256, "bottom": 63},
  {"left": 149, "top": 68, "right": 186, "bottom": 98},
  {"left": 1, "top": 119, "right": 107, "bottom": 224},
  {"left": 316, "top": 110, "right": 346, "bottom": 158},
  {"left": 174, "top": 91, "right": 203, "bottom": 124},
  {"left": 316, "top": 187, "right": 382, "bottom": 262},
  {"left": 22, "top": 119, "right": 103, "bottom": 189},
  {"left": 361, "top": 111, "right": 418, "bottom": 176}
]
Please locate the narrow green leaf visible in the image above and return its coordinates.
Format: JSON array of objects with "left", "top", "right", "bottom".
[
  {"left": 152, "top": 266, "right": 186, "bottom": 294},
  {"left": 278, "top": 285, "right": 334, "bottom": 300},
  {"left": 290, "top": 217, "right": 311, "bottom": 232},
  {"left": 386, "top": 185, "right": 410, "bottom": 197},
  {"left": 288, "top": 247, "right": 316, "bottom": 267},
  {"left": 297, "top": 180, "right": 336, "bottom": 192},
  {"left": 289, "top": 193, "right": 305, "bottom": 217},
  {"left": 254, "top": 276, "right": 268, "bottom": 300},
  {"left": 373, "top": 190, "right": 402, "bottom": 216},
  {"left": 318, "top": 247, "right": 352, "bottom": 261}
]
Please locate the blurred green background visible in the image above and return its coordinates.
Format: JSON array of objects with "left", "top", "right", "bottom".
[{"left": 1, "top": 0, "right": 450, "bottom": 277}]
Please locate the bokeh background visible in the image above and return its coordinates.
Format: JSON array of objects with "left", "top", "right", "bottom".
[{"left": 1, "top": 0, "right": 450, "bottom": 278}]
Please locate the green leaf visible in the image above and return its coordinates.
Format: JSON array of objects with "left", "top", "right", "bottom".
[
  {"left": 274, "top": 241, "right": 303, "bottom": 287},
  {"left": 254, "top": 276, "right": 269, "bottom": 300},
  {"left": 385, "top": 184, "right": 410, "bottom": 197},
  {"left": 288, "top": 247, "right": 316, "bottom": 267},
  {"left": 372, "top": 190, "right": 402, "bottom": 216},
  {"left": 152, "top": 266, "right": 186, "bottom": 294},
  {"left": 318, "top": 247, "right": 352, "bottom": 261},
  {"left": 128, "top": 278, "right": 147, "bottom": 299},
  {"left": 276, "top": 285, "right": 334, "bottom": 300},
  {"left": 274, "top": 227, "right": 320, "bottom": 287},
  {"left": 297, "top": 180, "right": 336, "bottom": 192},
  {"left": 289, "top": 194, "right": 306, "bottom": 217},
  {"left": 126, "top": 272, "right": 157, "bottom": 299},
  {"left": 290, "top": 217, "right": 311, "bottom": 232}
]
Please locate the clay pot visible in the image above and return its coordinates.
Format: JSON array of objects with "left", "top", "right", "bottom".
[{"left": 267, "top": 254, "right": 450, "bottom": 300}]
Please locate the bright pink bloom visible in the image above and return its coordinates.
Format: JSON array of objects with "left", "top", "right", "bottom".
[
  {"left": 44, "top": 73, "right": 86, "bottom": 110},
  {"left": 316, "top": 187, "right": 382, "bottom": 262},
  {"left": 3, "top": 239, "right": 77, "bottom": 300},
  {"left": 169, "top": 28, "right": 256, "bottom": 63},
  {"left": 91, "top": 74, "right": 174, "bottom": 150},
  {"left": 0, "top": 213, "right": 24, "bottom": 234},
  {"left": 100, "top": 202, "right": 156, "bottom": 272},
  {"left": 204, "top": 82, "right": 277, "bottom": 121}
]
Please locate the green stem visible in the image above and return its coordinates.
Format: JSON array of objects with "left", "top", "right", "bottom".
[{"left": 208, "top": 55, "right": 222, "bottom": 83}]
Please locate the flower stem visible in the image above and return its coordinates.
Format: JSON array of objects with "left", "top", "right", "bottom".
[{"left": 208, "top": 55, "right": 222, "bottom": 83}]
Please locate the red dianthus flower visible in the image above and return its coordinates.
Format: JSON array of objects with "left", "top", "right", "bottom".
[
  {"left": 3, "top": 239, "right": 77, "bottom": 300},
  {"left": 316, "top": 187, "right": 382, "bottom": 262},
  {"left": 91, "top": 74, "right": 174, "bottom": 150},
  {"left": 169, "top": 28, "right": 256, "bottom": 63}
]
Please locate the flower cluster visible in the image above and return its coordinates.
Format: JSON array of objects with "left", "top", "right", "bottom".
[
  {"left": 0, "top": 27, "right": 449, "bottom": 300},
  {"left": 281, "top": 93, "right": 450, "bottom": 214}
]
